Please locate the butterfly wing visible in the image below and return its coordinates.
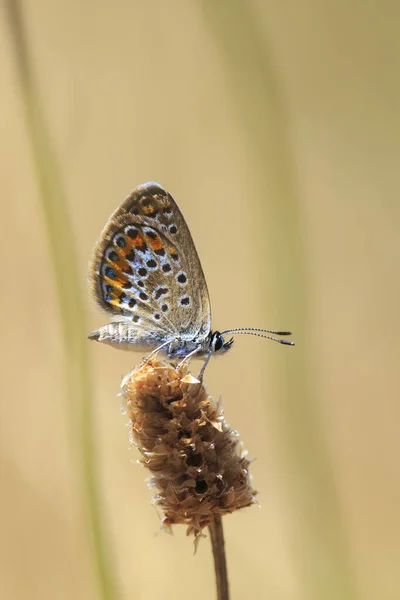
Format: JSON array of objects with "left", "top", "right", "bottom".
[{"left": 89, "top": 182, "right": 212, "bottom": 342}]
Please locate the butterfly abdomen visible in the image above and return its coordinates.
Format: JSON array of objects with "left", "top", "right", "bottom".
[{"left": 88, "top": 322, "right": 159, "bottom": 351}]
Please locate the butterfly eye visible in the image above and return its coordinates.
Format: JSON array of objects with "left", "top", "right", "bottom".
[{"left": 211, "top": 331, "right": 224, "bottom": 352}]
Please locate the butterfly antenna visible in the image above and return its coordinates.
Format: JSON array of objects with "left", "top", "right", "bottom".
[{"left": 221, "top": 328, "right": 295, "bottom": 346}]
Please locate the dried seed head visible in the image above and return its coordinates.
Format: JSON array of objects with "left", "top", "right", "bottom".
[{"left": 121, "top": 359, "right": 257, "bottom": 539}]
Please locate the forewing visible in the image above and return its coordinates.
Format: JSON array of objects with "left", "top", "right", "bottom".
[{"left": 89, "top": 182, "right": 212, "bottom": 340}]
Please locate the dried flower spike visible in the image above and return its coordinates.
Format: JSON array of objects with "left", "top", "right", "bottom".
[{"left": 121, "top": 359, "right": 257, "bottom": 540}]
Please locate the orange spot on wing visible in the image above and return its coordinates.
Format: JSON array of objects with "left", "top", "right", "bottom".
[
  {"left": 108, "top": 298, "right": 122, "bottom": 309},
  {"left": 120, "top": 239, "right": 134, "bottom": 256},
  {"left": 116, "top": 245, "right": 127, "bottom": 258},
  {"left": 104, "top": 266, "right": 129, "bottom": 288},
  {"left": 132, "top": 235, "right": 145, "bottom": 247},
  {"left": 148, "top": 236, "right": 164, "bottom": 251},
  {"left": 168, "top": 246, "right": 178, "bottom": 259},
  {"left": 143, "top": 204, "right": 156, "bottom": 215}
]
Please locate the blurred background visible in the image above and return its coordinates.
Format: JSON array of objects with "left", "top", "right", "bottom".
[{"left": 1, "top": 1, "right": 399, "bottom": 599}]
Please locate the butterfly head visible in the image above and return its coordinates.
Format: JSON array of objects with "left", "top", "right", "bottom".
[
  {"left": 208, "top": 331, "right": 234, "bottom": 354},
  {"left": 208, "top": 328, "right": 294, "bottom": 358}
]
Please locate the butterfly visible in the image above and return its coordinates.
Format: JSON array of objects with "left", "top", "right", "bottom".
[{"left": 88, "top": 182, "right": 294, "bottom": 378}]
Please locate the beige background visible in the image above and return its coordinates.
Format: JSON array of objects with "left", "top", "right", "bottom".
[{"left": 1, "top": 1, "right": 399, "bottom": 599}]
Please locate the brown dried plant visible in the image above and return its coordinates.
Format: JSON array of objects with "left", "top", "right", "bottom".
[{"left": 121, "top": 359, "right": 257, "bottom": 543}]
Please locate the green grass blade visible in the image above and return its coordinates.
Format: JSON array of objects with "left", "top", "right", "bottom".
[{"left": 6, "top": 2, "right": 120, "bottom": 598}]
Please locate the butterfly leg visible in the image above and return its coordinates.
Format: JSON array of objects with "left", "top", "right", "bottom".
[
  {"left": 197, "top": 351, "right": 212, "bottom": 382},
  {"left": 176, "top": 345, "right": 203, "bottom": 376},
  {"left": 141, "top": 339, "right": 172, "bottom": 365},
  {"left": 120, "top": 339, "right": 172, "bottom": 388},
  {"left": 177, "top": 346, "right": 212, "bottom": 382}
]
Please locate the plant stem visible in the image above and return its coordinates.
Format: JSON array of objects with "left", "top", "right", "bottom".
[
  {"left": 209, "top": 517, "right": 229, "bottom": 600},
  {"left": 200, "top": 2, "right": 358, "bottom": 598}
]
